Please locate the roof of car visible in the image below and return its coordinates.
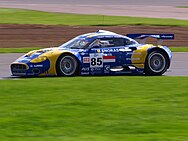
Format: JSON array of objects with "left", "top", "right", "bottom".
[{"left": 80, "top": 30, "right": 124, "bottom": 39}]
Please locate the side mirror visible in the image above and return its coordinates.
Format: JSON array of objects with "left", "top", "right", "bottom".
[{"left": 129, "top": 46, "right": 137, "bottom": 50}]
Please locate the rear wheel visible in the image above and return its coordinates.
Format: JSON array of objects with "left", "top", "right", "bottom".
[
  {"left": 145, "top": 50, "right": 169, "bottom": 76},
  {"left": 56, "top": 55, "right": 78, "bottom": 76}
]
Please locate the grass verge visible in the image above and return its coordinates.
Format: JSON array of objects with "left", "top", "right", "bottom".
[
  {"left": 176, "top": 6, "right": 188, "bottom": 8},
  {"left": 0, "top": 47, "right": 188, "bottom": 53},
  {"left": 0, "top": 8, "right": 188, "bottom": 26},
  {"left": 0, "top": 47, "right": 41, "bottom": 53},
  {"left": 0, "top": 76, "right": 188, "bottom": 141},
  {"left": 170, "top": 47, "right": 188, "bottom": 52}
]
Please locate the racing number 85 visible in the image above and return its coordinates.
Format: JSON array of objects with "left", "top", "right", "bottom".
[
  {"left": 91, "top": 58, "right": 102, "bottom": 66},
  {"left": 90, "top": 54, "right": 103, "bottom": 68}
]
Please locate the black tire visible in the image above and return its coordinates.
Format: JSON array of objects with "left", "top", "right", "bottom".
[
  {"left": 145, "top": 50, "right": 169, "bottom": 76},
  {"left": 56, "top": 55, "right": 78, "bottom": 76}
]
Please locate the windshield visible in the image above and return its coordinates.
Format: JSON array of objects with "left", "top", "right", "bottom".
[{"left": 59, "top": 37, "right": 89, "bottom": 49}]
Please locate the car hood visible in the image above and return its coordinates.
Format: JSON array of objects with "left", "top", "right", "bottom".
[{"left": 13, "top": 47, "right": 82, "bottom": 63}]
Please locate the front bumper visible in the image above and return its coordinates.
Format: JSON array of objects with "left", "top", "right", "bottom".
[{"left": 11, "top": 59, "right": 51, "bottom": 76}]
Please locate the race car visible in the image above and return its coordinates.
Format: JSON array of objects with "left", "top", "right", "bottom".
[{"left": 10, "top": 30, "right": 174, "bottom": 76}]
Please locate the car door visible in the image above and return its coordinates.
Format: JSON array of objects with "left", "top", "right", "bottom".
[
  {"left": 87, "top": 41, "right": 104, "bottom": 74},
  {"left": 87, "top": 37, "right": 126, "bottom": 74}
]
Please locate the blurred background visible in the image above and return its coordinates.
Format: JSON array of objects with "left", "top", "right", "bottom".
[
  {"left": 0, "top": 0, "right": 188, "bottom": 48},
  {"left": 0, "top": 1, "right": 188, "bottom": 141}
]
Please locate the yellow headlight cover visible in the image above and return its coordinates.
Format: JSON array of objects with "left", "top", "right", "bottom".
[{"left": 30, "top": 56, "right": 47, "bottom": 63}]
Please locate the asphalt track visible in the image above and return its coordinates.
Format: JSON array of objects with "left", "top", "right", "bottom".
[
  {"left": 1, "top": 0, "right": 188, "bottom": 6},
  {"left": 0, "top": 0, "right": 187, "bottom": 77},
  {"left": 0, "top": 0, "right": 188, "bottom": 20},
  {"left": 0, "top": 53, "right": 187, "bottom": 79}
]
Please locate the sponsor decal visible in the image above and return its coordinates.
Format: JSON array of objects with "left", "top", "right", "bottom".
[
  {"left": 119, "top": 48, "right": 132, "bottom": 52},
  {"left": 97, "top": 49, "right": 101, "bottom": 53},
  {"left": 106, "top": 53, "right": 112, "bottom": 56},
  {"left": 81, "top": 67, "right": 90, "bottom": 71},
  {"left": 126, "top": 52, "right": 141, "bottom": 55},
  {"left": 91, "top": 67, "right": 102, "bottom": 71},
  {"left": 34, "top": 64, "right": 43, "bottom": 67},
  {"left": 101, "top": 48, "right": 119, "bottom": 52},
  {"left": 83, "top": 57, "right": 90, "bottom": 63},
  {"left": 161, "top": 35, "right": 174, "bottom": 39},
  {"left": 151, "top": 35, "right": 160, "bottom": 38},
  {"left": 104, "top": 65, "right": 110, "bottom": 73},
  {"left": 30, "top": 64, "right": 43, "bottom": 67},
  {"left": 103, "top": 56, "right": 116, "bottom": 62},
  {"left": 126, "top": 58, "right": 140, "bottom": 61},
  {"left": 81, "top": 72, "right": 90, "bottom": 75}
]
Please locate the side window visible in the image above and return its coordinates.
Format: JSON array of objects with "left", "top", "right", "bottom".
[
  {"left": 124, "top": 38, "right": 137, "bottom": 46},
  {"left": 90, "top": 38, "right": 125, "bottom": 48},
  {"left": 113, "top": 38, "right": 124, "bottom": 47},
  {"left": 100, "top": 38, "right": 114, "bottom": 47},
  {"left": 89, "top": 38, "right": 113, "bottom": 48}
]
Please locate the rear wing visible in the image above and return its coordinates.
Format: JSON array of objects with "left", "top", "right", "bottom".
[{"left": 126, "top": 34, "right": 174, "bottom": 45}]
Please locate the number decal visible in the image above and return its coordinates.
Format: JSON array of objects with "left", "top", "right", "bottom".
[
  {"left": 97, "top": 58, "right": 102, "bottom": 65},
  {"left": 91, "top": 58, "right": 96, "bottom": 66},
  {"left": 90, "top": 53, "right": 103, "bottom": 68}
]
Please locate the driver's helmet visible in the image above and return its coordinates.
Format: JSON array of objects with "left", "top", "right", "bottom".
[
  {"left": 92, "top": 39, "right": 111, "bottom": 48},
  {"left": 99, "top": 40, "right": 110, "bottom": 47}
]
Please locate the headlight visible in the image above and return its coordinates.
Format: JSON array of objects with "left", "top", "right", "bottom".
[{"left": 30, "top": 56, "right": 47, "bottom": 63}]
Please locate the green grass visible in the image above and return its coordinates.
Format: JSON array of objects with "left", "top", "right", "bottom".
[
  {"left": 176, "top": 6, "right": 188, "bottom": 8},
  {"left": 170, "top": 47, "right": 188, "bottom": 52},
  {"left": 0, "top": 8, "right": 188, "bottom": 26},
  {"left": 0, "top": 47, "right": 188, "bottom": 53},
  {"left": 0, "top": 47, "right": 41, "bottom": 53},
  {"left": 0, "top": 76, "right": 188, "bottom": 141}
]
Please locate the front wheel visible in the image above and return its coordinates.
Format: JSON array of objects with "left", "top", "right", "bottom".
[
  {"left": 56, "top": 55, "right": 78, "bottom": 76},
  {"left": 145, "top": 50, "right": 169, "bottom": 76}
]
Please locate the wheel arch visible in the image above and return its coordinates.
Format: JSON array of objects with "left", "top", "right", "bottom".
[
  {"left": 147, "top": 47, "right": 170, "bottom": 69},
  {"left": 56, "top": 52, "right": 81, "bottom": 75}
]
